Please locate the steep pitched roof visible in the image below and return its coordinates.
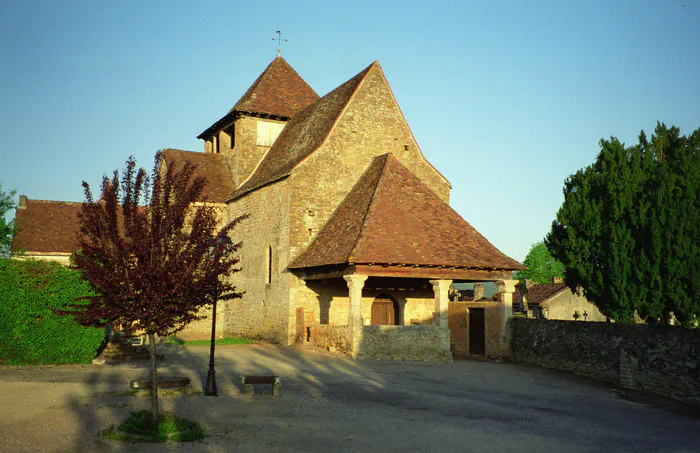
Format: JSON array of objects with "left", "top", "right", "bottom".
[
  {"left": 198, "top": 57, "right": 319, "bottom": 139},
  {"left": 289, "top": 154, "right": 524, "bottom": 270},
  {"left": 525, "top": 283, "right": 569, "bottom": 306},
  {"left": 229, "top": 62, "right": 375, "bottom": 200},
  {"left": 231, "top": 56, "right": 319, "bottom": 118},
  {"left": 12, "top": 200, "right": 83, "bottom": 254},
  {"left": 162, "top": 149, "right": 235, "bottom": 203}
]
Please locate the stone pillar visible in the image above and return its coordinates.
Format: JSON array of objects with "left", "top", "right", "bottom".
[
  {"left": 430, "top": 279, "right": 452, "bottom": 329},
  {"left": 497, "top": 279, "right": 518, "bottom": 351},
  {"left": 219, "top": 130, "right": 232, "bottom": 154},
  {"left": 204, "top": 139, "right": 213, "bottom": 154},
  {"left": 343, "top": 274, "right": 368, "bottom": 357}
]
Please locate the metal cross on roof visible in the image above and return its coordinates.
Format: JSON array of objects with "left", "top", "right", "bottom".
[{"left": 272, "top": 30, "right": 288, "bottom": 56}]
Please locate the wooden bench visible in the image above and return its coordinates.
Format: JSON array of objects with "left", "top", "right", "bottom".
[
  {"left": 130, "top": 377, "right": 191, "bottom": 391},
  {"left": 241, "top": 375, "right": 281, "bottom": 396}
]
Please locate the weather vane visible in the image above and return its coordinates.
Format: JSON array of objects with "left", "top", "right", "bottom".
[{"left": 272, "top": 30, "right": 287, "bottom": 56}]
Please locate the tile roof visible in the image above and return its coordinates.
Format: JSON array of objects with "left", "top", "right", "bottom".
[
  {"left": 525, "top": 283, "right": 569, "bottom": 306},
  {"left": 289, "top": 154, "right": 525, "bottom": 270},
  {"left": 12, "top": 199, "right": 83, "bottom": 254},
  {"left": 198, "top": 57, "right": 319, "bottom": 139},
  {"left": 229, "top": 62, "right": 376, "bottom": 200},
  {"left": 162, "top": 149, "right": 235, "bottom": 203},
  {"left": 231, "top": 56, "right": 319, "bottom": 118}
]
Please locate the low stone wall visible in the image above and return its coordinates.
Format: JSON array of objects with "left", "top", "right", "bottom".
[
  {"left": 510, "top": 318, "right": 700, "bottom": 405},
  {"left": 360, "top": 325, "right": 452, "bottom": 362},
  {"left": 308, "top": 325, "right": 352, "bottom": 355}
]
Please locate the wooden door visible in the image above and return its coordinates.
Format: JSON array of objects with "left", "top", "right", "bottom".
[
  {"left": 371, "top": 298, "right": 396, "bottom": 325},
  {"left": 468, "top": 307, "right": 485, "bottom": 355}
]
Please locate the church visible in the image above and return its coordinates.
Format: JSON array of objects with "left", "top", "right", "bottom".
[{"left": 13, "top": 56, "right": 523, "bottom": 360}]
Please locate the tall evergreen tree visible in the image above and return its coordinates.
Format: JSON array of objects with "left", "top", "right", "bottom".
[{"left": 546, "top": 123, "right": 699, "bottom": 324}]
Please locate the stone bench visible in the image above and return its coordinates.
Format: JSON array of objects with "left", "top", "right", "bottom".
[
  {"left": 130, "top": 377, "right": 191, "bottom": 391},
  {"left": 242, "top": 375, "right": 281, "bottom": 396}
]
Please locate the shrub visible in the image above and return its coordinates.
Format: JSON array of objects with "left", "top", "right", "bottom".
[{"left": 0, "top": 259, "right": 105, "bottom": 364}]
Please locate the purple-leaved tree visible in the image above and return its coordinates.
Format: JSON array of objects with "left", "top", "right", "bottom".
[{"left": 66, "top": 151, "right": 244, "bottom": 423}]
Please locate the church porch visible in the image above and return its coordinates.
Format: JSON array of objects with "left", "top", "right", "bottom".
[{"left": 293, "top": 265, "right": 517, "bottom": 361}]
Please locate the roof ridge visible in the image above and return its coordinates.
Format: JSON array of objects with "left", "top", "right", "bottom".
[
  {"left": 291, "top": 61, "right": 375, "bottom": 174},
  {"left": 348, "top": 154, "right": 391, "bottom": 263},
  {"left": 370, "top": 62, "right": 451, "bottom": 188},
  {"left": 229, "top": 61, "right": 376, "bottom": 201}
]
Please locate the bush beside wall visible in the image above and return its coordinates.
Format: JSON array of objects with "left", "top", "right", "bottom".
[
  {"left": 510, "top": 318, "right": 700, "bottom": 405},
  {"left": 0, "top": 259, "right": 105, "bottom": 365}
]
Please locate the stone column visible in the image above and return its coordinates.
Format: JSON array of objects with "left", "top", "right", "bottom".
[
  {"left": 498, "top": 279, "right": 518, "bottom": 351},
  {"left": 430, "top": 279, "right": 452, "bottom": 329},
  {"left": 343, "top": 274, "right": 368, "bottom": 357}
]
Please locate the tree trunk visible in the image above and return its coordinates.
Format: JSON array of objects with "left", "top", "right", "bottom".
[{"left": 149, "top": 334, "right": 159, "bottom": 423}]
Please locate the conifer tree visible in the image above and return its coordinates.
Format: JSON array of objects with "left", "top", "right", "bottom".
[
  {"left": 546, "top": 123, "right": 699, "bottom": 325},
  {"left": 66, "top": 151, "right": 244, "bottom": 422}
]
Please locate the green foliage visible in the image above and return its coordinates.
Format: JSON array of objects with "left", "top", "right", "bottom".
[
  {"left": 515, "top": 241, "right": 565, "bottom": 283},
  {"left": 546, "top": 123, "right": 700, "bottom": 325},
  {"left": 100, "top": 410, "right": 204, "bottom": 443},
  {"left": 0, "top": 259, "right": 105, "bottom": 364},
  {"left": 0, "top": 183, "right": 17, "bottom": 258}
]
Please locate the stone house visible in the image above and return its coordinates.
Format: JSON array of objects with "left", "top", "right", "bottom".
[
  {"left": 12, "top": 56, "right": 524, "bottom": 359},
  {"left": 522, "top": 280, "right": 606, "bottom": 322}
]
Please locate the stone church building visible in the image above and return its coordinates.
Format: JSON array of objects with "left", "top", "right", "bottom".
[{"left": 13, "top": 56, "right": 523, "bottom": 360}]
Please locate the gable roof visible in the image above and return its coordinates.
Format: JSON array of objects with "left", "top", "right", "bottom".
[
  {"left": 525, "top": 283, "right": 569, "bottom": 306},
  {"left": 12, "top": 199, "right": 83, "bottom": 254},
  {"left": 162, "top": 149, "right": 234, "bottom": 203},
  {"left": 289, "top": 154, "right": 524, "bottom": 270},
  {"left": 198, "top": 56, "right": 319, "bottom": 139},
  {"left": 229, "top": 62, "right": 376, "bottom": 200}
]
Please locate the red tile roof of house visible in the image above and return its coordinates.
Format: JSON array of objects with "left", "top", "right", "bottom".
[
  {"left": 289, "top": 154, "right": 525, "bottom": 270},
  {"left": 162, "top": 149, "right": 235, "bottom": 203},
  {"left": 229, "top": 62, "right": 375, "bottom": 200},
  {"left": 12, "top": 199, "right": 83, "bottom": 254},
  {"left": 198, "top": 56, "right": 319, "bottom": 139},
  {"left": 525, "top": 283, "right": 569, "bottom": 306}
]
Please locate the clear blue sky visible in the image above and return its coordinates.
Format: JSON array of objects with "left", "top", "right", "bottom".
[{"left": 1, "top": 0, "right": 698, "bottom": 261}]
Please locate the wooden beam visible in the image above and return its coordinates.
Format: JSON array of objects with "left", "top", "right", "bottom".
[{"left": 353, "top": 265, "right": 511, "bottom": 281}]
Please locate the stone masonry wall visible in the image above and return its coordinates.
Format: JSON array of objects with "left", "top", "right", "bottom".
[
  {"left": 360, "top": 326, "right": 452, "bottom": 362},
  {"left": 511, "top": 318, "right": 700, "bottom": 405},
  {"left": 308, "top": 325, "right": 352, "bottom": 355},
  {"left": 288, "top": 65, "right": 451, "bottom": 263},
  {"left": 224, "top": 180, "right": 291, "bottom": 344}
]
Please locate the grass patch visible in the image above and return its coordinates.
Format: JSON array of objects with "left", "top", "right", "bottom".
[
  {"left": 182, "top": 337, "right": 252, "bottom": 346},
  {"left": 101, "top": 410, "right": 204, "bottom": 443}
]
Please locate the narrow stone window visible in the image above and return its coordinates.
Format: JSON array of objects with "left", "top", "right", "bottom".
[{"left": 267, "top": 245, "right": 273, "bottom": 284}]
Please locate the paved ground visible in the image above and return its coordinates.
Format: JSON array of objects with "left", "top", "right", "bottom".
[{"left": 0, "top": 343, "right": 698, "bottom": 452}]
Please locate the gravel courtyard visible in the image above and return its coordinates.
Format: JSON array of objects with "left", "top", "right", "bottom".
[{"left": 0, "top": 343, "right": 698, "bottom": 452}]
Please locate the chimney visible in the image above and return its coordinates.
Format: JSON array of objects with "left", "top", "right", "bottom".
[
  {"left": 473, "top": 283, "right": 484, "bottom": 300},
  {"left": 18, "top": 194, "right": 27, "bottom": 210}
]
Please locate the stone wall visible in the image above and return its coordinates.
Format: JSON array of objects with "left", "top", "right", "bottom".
[
  {"left": 360, "top": 325, "right": 452, "bottom": 362},
  {"left": 224, "top": 180, "right": 292, "bottom": 344},
  {"left": 510, "top": 318, "right": 700, "bottom": 405},
  {"left": 308, "top": 325, "right": 352, "bottom": 355},
  {"left": 448, "top": 301, "right": 503, "bottom": 357},
  {"left": 288, "top": 64, "right": 451, "bottom": 263}
]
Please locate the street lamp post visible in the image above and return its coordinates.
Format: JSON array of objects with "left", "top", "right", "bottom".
[
  {"left": 204, "top": 235, "right": 231, "bottom": 397},
  {"left": 204, "top": 295, "right": 218, "bottom": 396}
]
